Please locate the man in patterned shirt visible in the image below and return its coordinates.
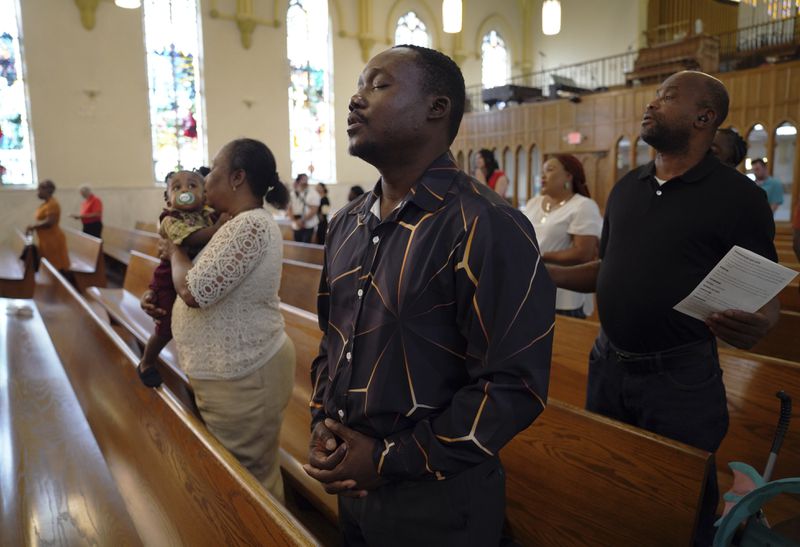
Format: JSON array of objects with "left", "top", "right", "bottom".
[{"left": 303, "top": 45, "right": 555, "bottom": 545}]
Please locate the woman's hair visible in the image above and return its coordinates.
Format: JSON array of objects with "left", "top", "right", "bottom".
[
  {"left": 349, "top": 185, "right": 365, "bottom": 198},
  {"left": 225, "top": 138, "right": 290, "bottom": 210},
  {"left": 40, "top": 179, "right": 56, "bottom": 194},
  {"left": 477, "top": 149, "right": 499, "bottom": 178},
  {"left": 553, "top": 154, "right": 591, "bottom": 198},
  {"left": 194, "top": 166, "right": 211, "bottom": 177},
  {"left": 317, "top": 182, "right": 328, "bottom": 195},
  {"left": 717, "top": 128, "right": 748, "bottom": 167}
]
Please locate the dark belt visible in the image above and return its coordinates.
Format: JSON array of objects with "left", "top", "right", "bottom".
[{"left": 603, "top": 333, "right": 717, "bottom": 374}]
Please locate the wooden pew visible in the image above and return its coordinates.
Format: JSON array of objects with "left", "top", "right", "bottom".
[
  {"left": 750, "top": 310, "right": 800, "bottom": 363},
  {"left": 277, "top": 218, "right": 294, "bottom": 241},
  {"left": 550, "top": 315, "right": 800, "bottom": 521},
  {"left": 87, "top": 251, "right": 339, "bottom": 528},
  {"left": 102, "top": 225, "right": 160, "bottom": 265},
  {"left": 34, "top": 259, "right": 318, "bottom": 546},
  {"left": 134, "top": 220, "right": 158, "bottom": 233},
  {"left": 779, "top": 279, "right": 800, "bottom": 312},
  {"left": 279, "top": 301, "right": 711, "bottom": 546},
  {"left": 0, "top": 229, "right": 35, "bottom": 298},
  {"left": 86, "top": 251, "right": 190, "bottom": 406},
  {"left": 280, "top": 259, "right": 323, "bottom": 314},
  {"left": 283, "top": 241, "right": 324, "bottom": 265},
  {"left": 63, "top": 226, "right": 106, "bottom": 292},
  {"left": 0, "top": 296, "right": 141, "bottom": 545}
]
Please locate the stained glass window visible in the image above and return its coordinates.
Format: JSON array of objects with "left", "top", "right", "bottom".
[
  {"left": 143, "top": 0, "right": 205, "bottom": 183},
  {"left": 287, "top": 0, "right": 335, "bottom": 182},
  {"left": 0, "top": 0, "right": 34, "bottom": 186},
  {"left": 395, "top": 11, "right": 431, "bottom": 47},
  {"left": 481, "top": 30, "right": 510, "bottom": 89}
]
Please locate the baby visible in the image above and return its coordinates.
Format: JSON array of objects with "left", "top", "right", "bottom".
[{"left": 137, "top": 169, "right": 224, "bottom": 387}]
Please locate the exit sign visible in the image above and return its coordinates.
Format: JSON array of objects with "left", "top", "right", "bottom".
[{"left": 566, "top": 131, "right": 583, "bottom": 144}]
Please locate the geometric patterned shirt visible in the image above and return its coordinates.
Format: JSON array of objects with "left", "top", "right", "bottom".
[{"left": 310, "top": 153, "right": 555, "bottom": 481}]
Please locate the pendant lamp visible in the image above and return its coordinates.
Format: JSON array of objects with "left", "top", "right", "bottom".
[
  {"left": 443, "top": 0, "right": 462, "bottom": 34},
  {"left": 542, "top": 0, "right": 561, "bottom": 36},
  {"left": 115, "top": 0, "right": 142, "bottom": 9}
]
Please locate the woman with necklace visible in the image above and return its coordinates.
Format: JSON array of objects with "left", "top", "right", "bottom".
[{"left": 523, "top": 154, "right": 602, "bottom": 318}]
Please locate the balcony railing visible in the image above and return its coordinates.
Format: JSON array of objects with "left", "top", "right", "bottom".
[{"left": 467, "top": 15, "right": 800, "bottom": 112}]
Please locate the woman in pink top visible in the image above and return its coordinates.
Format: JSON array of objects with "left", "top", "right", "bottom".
[{"left": 474, "top": 149, "right": 509, "bottom": 198}]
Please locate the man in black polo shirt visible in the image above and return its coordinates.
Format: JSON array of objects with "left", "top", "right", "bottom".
[
  {"left": 302, "top": 45, "right": 555, "bottom": 545},
  {"left": 549, "top": 70, "right": 778, "bottom": 546}
]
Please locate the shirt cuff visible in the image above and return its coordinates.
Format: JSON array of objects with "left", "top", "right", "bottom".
[{"left": 372, "top": 430, "right": 433, "bottom": 482}]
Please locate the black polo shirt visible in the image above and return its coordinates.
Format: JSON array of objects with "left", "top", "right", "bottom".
[{"left": 597, "top": 152, "right": 777, "bottom": 353}]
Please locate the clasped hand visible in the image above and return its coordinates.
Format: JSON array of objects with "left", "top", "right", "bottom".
[{"left": 303, "top": 418, "right": 385, "bottom": 498}]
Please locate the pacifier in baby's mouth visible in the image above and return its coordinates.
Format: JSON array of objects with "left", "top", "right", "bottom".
[{"left": 177, "top": 192, "right": 196, "bottom": 205}]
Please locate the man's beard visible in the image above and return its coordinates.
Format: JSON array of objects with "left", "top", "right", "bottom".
[{"left": 641, "top": 121, "right": 691, "bottom": 154}]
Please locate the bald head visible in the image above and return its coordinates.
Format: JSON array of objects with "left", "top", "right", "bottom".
[{"left": 668, "top": 71, "right": 729, "bottom": 129}]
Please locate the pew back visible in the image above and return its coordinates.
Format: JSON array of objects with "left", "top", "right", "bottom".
[
  {"left": 34, "top": 259, "right": 318, "bottom": 546},
  {"left": 283, "top": 241, "right": 324, "bottom": 265},
  {"left": 102, "top": 225, "right": 160, "bottom": 264},
  {"left": 280, "top": 259, "right": 323, "bottom": 314},
  {"left": 63, "top": 226, "right": 106, "bottom": 291},
  {"left": 0, "top": 229, "right": 35, "bottom": 298}
]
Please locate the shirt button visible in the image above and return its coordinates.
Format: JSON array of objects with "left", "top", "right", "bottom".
[
  {"left": 372, "top": 236, "right": 380, "bottom": 244},
  {"left": 357, "top": 288, "right": 364, "bottom": 298},
  {"left": 346, "top": 351, "right": 352, "bottom": 361},
  {"left": 656, "top": 190, "right": 663, "bottom": 196},
  {"left": 338, "top": 409, "right": 344, "bottom": 419}
]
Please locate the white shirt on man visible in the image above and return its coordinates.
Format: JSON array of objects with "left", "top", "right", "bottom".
[
  {"left": 523, "top": 194, "right": 603, "bottom": 314},
  {"left": 290, "top": 187, "right": 321, "bottom": 230}
]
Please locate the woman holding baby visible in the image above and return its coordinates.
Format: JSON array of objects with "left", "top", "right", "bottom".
[{"left": 142, "top": 138, "right": 294, "bottom": 503}]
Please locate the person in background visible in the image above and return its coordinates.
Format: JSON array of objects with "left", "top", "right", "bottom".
[
  {"left": 711, "top": 127, "right": 747, "bottom": 169},
  {"left": 347, "top": 185, "right": 365, "bottom": 202},
  {"left": 289, "top": 173, "right": 320, "bottom": 243},
  {"left": 315, "top": 182, "right": 330, "bottom": 246},
  {"left": 26, "top": 179, "right": 70, "bottom": 272},
  {"left": 751, "top": 158, "right": 784, "bottom": 213},
  {"left": 547, "top": 71, "right": 779, "bottom": 546},
  {"left": 142, "top": 138, "right": 295, "bottom": 502},
  {"left": 474, "top": 148, "right": 509, "bottom": 198},
  {"left": 71, "top": 184, "right": 103, "bottom": 238},
  {"left": 523, "top": 154, "right": 602, "bottom": 319}
]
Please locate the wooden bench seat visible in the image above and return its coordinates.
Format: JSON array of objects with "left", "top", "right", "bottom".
[
  {"left": 34, "top": 259, "right": 318, "bottom": 546},
  {"left": 0, "top": 296, "right": 141, "bottom": 545},
  {"left": 63, "top": 226, "right": 106, "bottom": 292},
  {"left": 279, "top": 301, "right": 710, "bottom": 545},
  {"left": 283, "top": 241, "right": 324, "bottom": 265},
  {"left": 134, "top": 220, "right": 158, "bottom": 233},
  {"left": 280, "top": 259, "right": 323, "bottom": 314},
  {"left": 0, "top": 229, "right": 35, "bottom": 298},
  {"left": 550, "top": 315, "right": 800, "bottom": 522},
  {"left": 102, "top": 225, "right": 160, "bottom": 266},
  {"left": 751, "top": 310, "right": 800, "bottom": 363},
  {"left": 779, "top": 280, "right": 799, "bottom": 312}
]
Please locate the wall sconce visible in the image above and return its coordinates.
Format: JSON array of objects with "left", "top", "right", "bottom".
[{"left": 442, "top": 0, "right": 462, "bottom": 34}]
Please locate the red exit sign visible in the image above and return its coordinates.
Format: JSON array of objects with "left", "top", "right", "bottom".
[{"left": 566, "top": 131, "right": 583, "bottom": 144}]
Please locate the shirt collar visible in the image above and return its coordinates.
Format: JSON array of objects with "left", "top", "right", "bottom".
[
  {"left": 348, "top": 152, "right": 460, "bottom": 219},
  {"left": 637, "top": 151, "right": 720, "bottom": 184}
]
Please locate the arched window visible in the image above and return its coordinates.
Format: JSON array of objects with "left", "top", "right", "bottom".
[
  {"left": 635, "top": 137, "right": 651, "bottom": 167},
  {"left": 530, "top": 145, "right": 542, "bottom": 196},
  {"left": 481, "top": 30, "right": 509, "bottom": 89},
  {"left": 394, "top": 11, "right": 431, "bottom": 47},
  {"left": 143, "top": 0, "right": 205, "bottom": 183},
  {"left": 503, "top": 147, "right": 515, "bottom": 202},
  {"left": 772, "top": 121, "right": 796, "bottom": 221},
  {"left": 745, "top": 123, "right": 768, "bottom": 177},
  {"left": 287, "top": 0, "right": 335, "bottom": 181},
  {"left": 616, "top": 137, "right": 631, "bottom": 178},
  {"left": 0, "top": 0, "right": 34, "bottom": 185},
  {"left": 516, "top": 145, "right": 528, "bottom": 207}
]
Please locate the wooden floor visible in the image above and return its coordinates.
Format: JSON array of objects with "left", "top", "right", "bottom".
[{"left": 0, "top": 298, "right": 141, "bottom": 546}]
